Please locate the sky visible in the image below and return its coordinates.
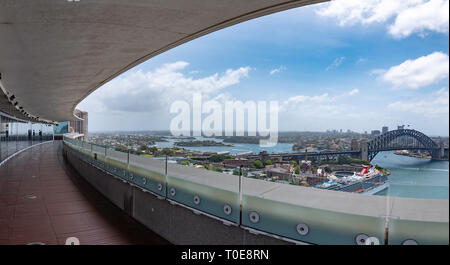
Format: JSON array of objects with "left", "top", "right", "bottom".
[{"left": 77, "top": 0, "right": 450, "bottom": 136}]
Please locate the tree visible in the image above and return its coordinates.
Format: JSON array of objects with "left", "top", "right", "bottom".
[
  {"left": 159, "top": 148, "right": 174, "bottom": 156},
  {"left": 338, "top": 156, "right": 349, "bottom": 164},
  {"left": 290, "top": 160, "right": 298, "bottom": 166},
  {"left": 213, "top": 167, "right": 223, "bottom": 173},
  {"left": 149, "top": 146, "right": 158, "bottom": 154},
  {"left": 253, "top": 160, "right": 264, "bottom": 169},
  {"left": 295, "top": 165, "right": 300, "bottom": 174},
  {"left": 324, "top": 166, "right": 332, "bottom": 173},
  {"left": 138, "top": 144, "right": 148, "bottom": 153},
  {"left": 181, "top": 160, "right": 190, "bottom": 166},
  {"left": 264, "top": 160, "right": 273, "bottom": 166},
  {"left": 209, "top": 154, "right": 225, "bottom": 162}
]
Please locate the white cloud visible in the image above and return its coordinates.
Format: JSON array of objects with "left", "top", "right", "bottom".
[
  {"left": 348, "top": 88, "right": 359, "bottom": 95},
  {"left": 356, "top": 58, "right": 367, "bottom": 64},
  {"left": 277, "top": 89, "right": 366, "bottom": 131},
  {"left": 282, "top": 88, "right": 359, "bottom": 107},
  {"left": 269, "top": 66, "right": 286, "bottom": 75},
  {"left": 281, "top": 89, "right": 359, "bottom": 114},
  {"left": 325, "top": 56, "right": 345, "bottom": 71},
  {"left": 369, "top": 69, "right": 387, "bottom": 76},
  {"left": 78, "top": 61, "right": 250, "bottom": 113},
  {"left": 316, "top": 0, "right": 449, "bottom": 39},
  {"left": 381, "top": 51, "right": 449, "bottom": 89},
  {"left": 387, "top": 88, "right": 449, "bottom": 116},
  {"left": 389, "top": 0, "right": 449, "bottom": 38}
]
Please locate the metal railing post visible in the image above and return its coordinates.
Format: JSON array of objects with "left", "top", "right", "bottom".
[
  {"left": 127, "top": 149, "right": 130, "bottom": 175},
  {"left": 239, "top": 165, "right": 243, "bottom": 226},
  {"left": 165, "top": 154, "right": 168, "bottom": 198}
]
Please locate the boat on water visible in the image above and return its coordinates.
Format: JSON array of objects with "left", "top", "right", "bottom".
[{"left": 315, "top": 165, "right": 389, "bottom": 195}]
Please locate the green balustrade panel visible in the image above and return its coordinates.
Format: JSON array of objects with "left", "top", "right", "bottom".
[
  {"left": 387, "top": 197, "right": 449, "bottom": 245},
  {"left": 128, "top": 154, "right": 167, "bottom": 196},
  {"left": 242, "top": 194, "right": 387, "bottom": 244},
  {"left": 387, "top": 219, "right": 448, "bottom": 245},
  {"left": 167, "top": 163, "right": 240, "bottom": 224},
  {"left": 105, "top": 148, "right": 128, "bottom": 179},
  {"left": 91, "top": 143, "right": 106, "bottom": 169},
  {"left": 241, "top": 177, "right": 388, "bottom": 245}
]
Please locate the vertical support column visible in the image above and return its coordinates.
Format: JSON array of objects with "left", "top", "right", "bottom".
[
  {"left": 5, "top": 120, "right": 9, "bottom": 157},
  {"left": 15, "top": 121, "right": 18, "bottom": 153},
  {"left": 30, "top": 122, "right": 33, "bottom": 146},
  {"left": 0, "top": 115, "right": 2, "bottom": 161}
]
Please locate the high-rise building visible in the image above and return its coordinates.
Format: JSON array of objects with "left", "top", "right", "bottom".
[
  {"left": 69, "top": 109, "right": 88, "bottom": 141},
  {"left": 382, "top": 126, "right": 388, "bottom": 134},
  {"left": 371, "top": 130, "right": 381, "bottom": 136}
]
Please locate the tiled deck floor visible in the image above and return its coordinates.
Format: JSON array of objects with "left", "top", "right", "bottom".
[{"left": 0, "top": 141, "right": 169, "bottom": 245}]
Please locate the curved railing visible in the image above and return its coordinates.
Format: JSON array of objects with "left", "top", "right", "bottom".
[
  {"left": 0, "top": 118, "right": 54, "bottom": 165},
  {"left": 63, "top": 136, "right": 449, "bottom": 245}
]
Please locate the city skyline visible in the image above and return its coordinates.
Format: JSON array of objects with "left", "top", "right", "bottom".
[{"left": 77, "top": 0, "right": 449, "bottom": 136}]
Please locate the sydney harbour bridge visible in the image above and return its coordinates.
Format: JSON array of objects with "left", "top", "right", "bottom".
[{"left": 255, "top": 129, "right": 447, "bottom": 163}]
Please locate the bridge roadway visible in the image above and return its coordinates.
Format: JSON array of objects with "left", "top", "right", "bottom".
[{"left": 0, "top": 141, "right": 169, "bottom": 245}]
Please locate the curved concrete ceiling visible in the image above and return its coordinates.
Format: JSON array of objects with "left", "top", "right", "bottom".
[{"left": 0, "top": 0, "right": 326, "bottom": 122}]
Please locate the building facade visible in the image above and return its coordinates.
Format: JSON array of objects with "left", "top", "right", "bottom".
[{"left": 69, "top": 109, "right": 88, "bottom": 141}]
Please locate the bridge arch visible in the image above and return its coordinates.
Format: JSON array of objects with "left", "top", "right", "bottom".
[{"left": 367, "top": 129, "right": 439, "bottom": 161}]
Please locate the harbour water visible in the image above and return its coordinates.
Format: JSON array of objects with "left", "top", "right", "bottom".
[
  {"left": 372, "top": 151, "right": 449, "bottom": 199},
  {"left": 155, "top": 137, "right": 296, "bottom": 155},
  {"left": 155, "top": 138, "right": 449, "bottom": 199}
]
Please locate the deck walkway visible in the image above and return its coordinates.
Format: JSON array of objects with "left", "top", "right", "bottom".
[{"left": 0, "top": 141, "right": 169, "bottom": 245}]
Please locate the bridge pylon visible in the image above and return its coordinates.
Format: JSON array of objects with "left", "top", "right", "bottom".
[{"left": 359, "top": 139, "right": 368, "bottom": 161}]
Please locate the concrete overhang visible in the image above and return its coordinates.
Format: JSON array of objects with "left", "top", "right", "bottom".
[{"left": 0, "top": 0, "right": 326, "bottom": 122}]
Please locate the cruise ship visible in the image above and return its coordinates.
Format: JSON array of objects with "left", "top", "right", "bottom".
[{"left": 316, "top": 165, "right": 389, "bottom": 195}]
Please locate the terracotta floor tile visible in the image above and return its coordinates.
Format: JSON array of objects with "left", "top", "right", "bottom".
[{"left": 0, "top": 141, "right": 169, "bottom": 245}]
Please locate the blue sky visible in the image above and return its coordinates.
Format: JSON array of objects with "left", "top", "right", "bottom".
[{"left": 78, "top": 0, "right": 449, "bottom": 136}]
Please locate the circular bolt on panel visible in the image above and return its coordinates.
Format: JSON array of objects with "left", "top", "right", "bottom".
[
  {"left": 223, "top": 204, "right": 232, "bottom": 215},
  {"left": 355, "top": 234, "right": 369, "bottom": 245},
  {"left": 170, "top": 187, "right": 176, "bottom": 196},
  {"left": 143, "top": 177, "right": 147, "bottom": 184},
  {"left": 157, "top": 183, "right": 163, "bottom": 191},
  {"left": 403, "top": 239, "right": 418, "bottom": 245},
  {"left": 193, "top": 195, "right": 200, "bottom": 205},
  {"left": 296, "top": 223, "right": 309, "bottom": 236},
  {"left": 249, "top": 211, "right": 260, "bottom": 223}
]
